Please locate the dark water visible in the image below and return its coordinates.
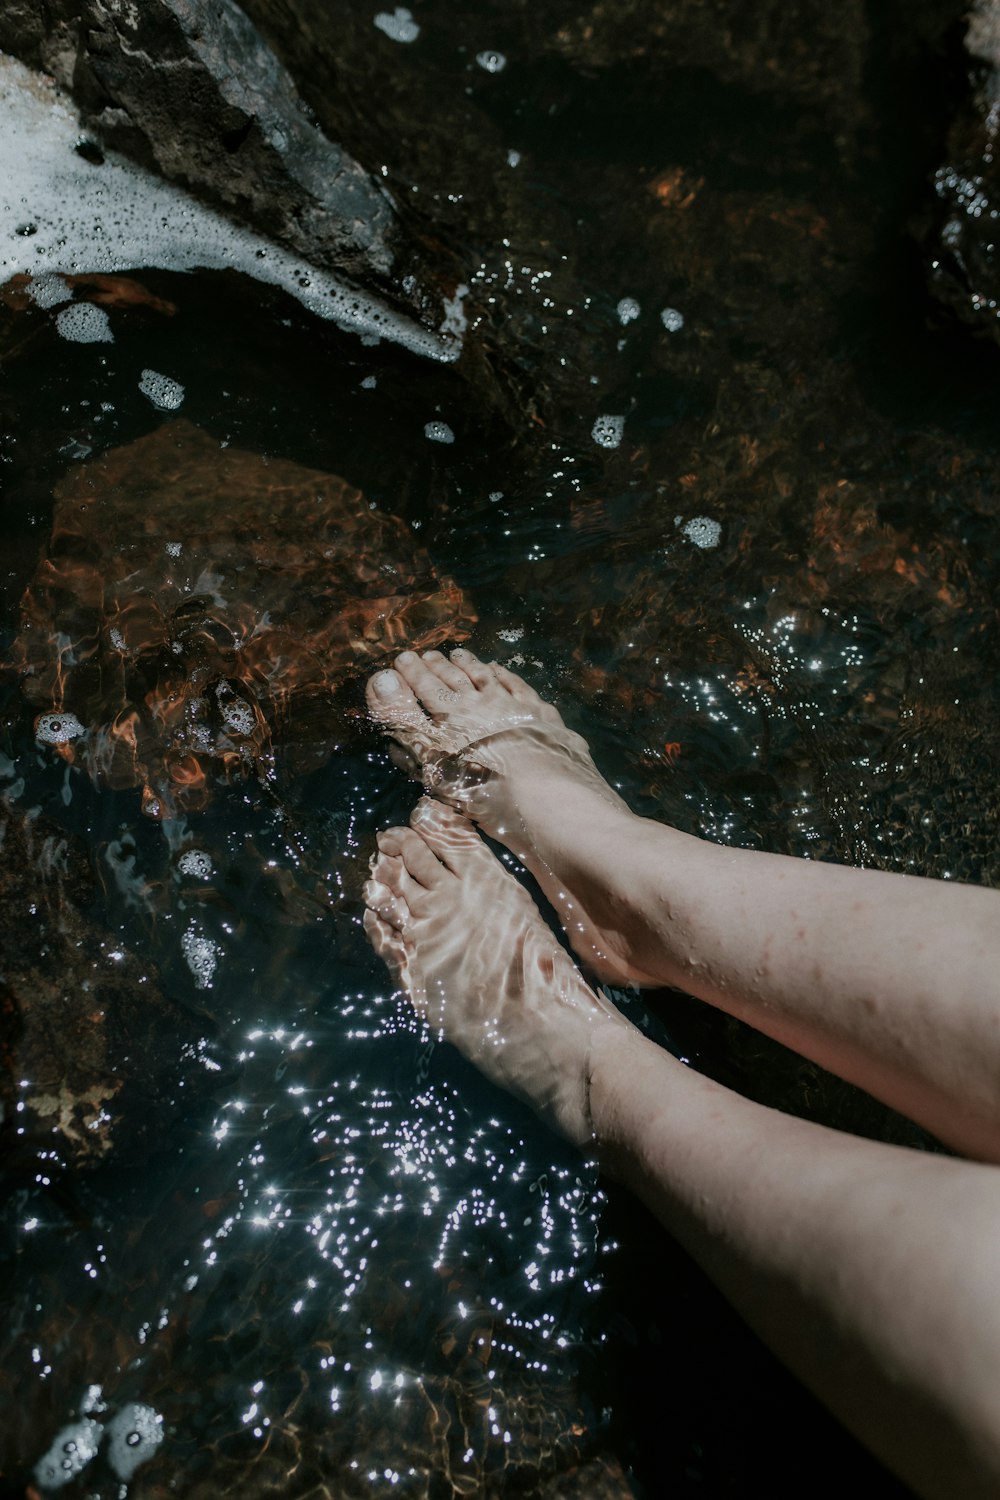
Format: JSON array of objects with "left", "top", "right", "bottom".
[{"left": 3, "top": 2, "right": 1000, "bottom": 1496}]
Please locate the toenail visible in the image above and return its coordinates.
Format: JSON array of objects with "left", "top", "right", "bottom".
[
  {"left": 373, "top": 671, "right": 402, "bottom": 698},
  {"left": 451, "top": 647, "right": 470, "bottom": 658},
  {"left": 397, "top": 650, "right": 417, "bottom": 665}
]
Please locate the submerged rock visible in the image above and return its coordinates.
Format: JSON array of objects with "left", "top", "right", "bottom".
[
  {"left": 925, "top": 0, "right": 1000, "bottom": 341},
  {"left": 7, "top": 420, "right": 475, "bottom": 817},
  {"left": 0, "top": 802, "right": 220, "bottom": 1171}
]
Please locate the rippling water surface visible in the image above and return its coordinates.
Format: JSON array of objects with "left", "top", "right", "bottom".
[{"left": 2, "top": 3, "right": 1000, "bottom": 1495}]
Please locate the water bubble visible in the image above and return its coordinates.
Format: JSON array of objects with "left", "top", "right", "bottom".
[
  {"left": 476, "top": 50, "right": 507, "bottom": 73},
  {"left": 27, "top": 272, "right": 70, "bottom": 308},
  {"left": 678, "top": 515, "right": 721, "bottom": 549},
  {"left": 55, "top": 302, "right": 113, "bottom": 343},
  {"left": 105, "top": 1403, "right": 164, "bottom": 1482},
  {"left": 178, "top": 849, "right": 213, "bottom": 879},
  {"left": 220, "top": 698, "right": 255, "bottom": 736},
  {"left": 591, "top": 414, "right": 624, "bottom": 449},
  {"left": 660, "top": 306, "right": 685, "bottom": 332},
  {"left": 33, "top": 1420, "right": 103, "bottom": 1489},
  {"left": 374, "top": 7, "right": 420, "bottom": 43},
  {"left": 139, "top": 369, "right": 184, "bottom": 410},
  {"left": 181, "top": 923, "right": 219, "bottom": 989},
  {"left": 507, "top": 149, "right": 521, "bottom": 168},
  {"left": 424, "top": 420, "right": 455, "bottom": 444},
  {"left": 35, "top": 711, "right": 85, "bottom": 744},
  {"left": 616, "top": 296, "right": 641, "bottom": 325},
  {"left": 361, "top": 374, "right": 377, "bottom": 389}
]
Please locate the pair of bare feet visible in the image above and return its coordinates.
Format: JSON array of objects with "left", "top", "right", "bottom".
[{"left": 363, "top": 647, "right": 641, "bottom": 1148}]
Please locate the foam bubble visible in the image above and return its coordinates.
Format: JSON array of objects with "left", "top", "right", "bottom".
[
  {"left": 0, "top": 53, "right": 456, "bottom": 363},
  {"left": 374, "top": 8, "right": 420, "bottom": 43},
  {"left": 507, "top": 149, "right": 522, "bottom": 168},
  {"left": 361, "top": 374, "right": 377, "bottom": 389},
  {"left": 591, "top": 414, "right": 624, "bottom": 449},
  {"left": 616, "top": 296, "right": 641, "bottom": 325},
  {"left": 678, "top": 515, "right": 721, "bottom": 549},
  {"left": 178, "top": 849, "right": 213, "bottom": 878},
  {"left": 55, "top": 301, "right": 113, "bottom": 343},
  {"left": 35, "top": 711, "right": 85, "bottom": 744},
  {"left": 28, "top": 271, "right": 70, "bottom": 307},
  {"left": 181, "top": 923, "right": 219, "bottom": 988},
  {"left": 139, "top": 369, "right": 184, "bottom": 410},
  {"left": 476, "top": 50, "right": 507, "bottom": 73},
  {"left": 104, "top": 1404, "right": 163, "bottom": 1482},
  {"left": 660, "top": 306, "right": 685, "bottom": 332},
  {"left": 220, "top": 698, "right": 255, "bottom": 736},
  {"left": 440, "top": 283, "right": 468, "bottom": 339},
  {"left": 165, "top": 540, "right": 182, "bottom": 556},
  {"left": 33, "top": 1419, "right": 103, "bottom": 1490},
  {"left": 424, "top": 420, "right": 455, "bottom": 444}
]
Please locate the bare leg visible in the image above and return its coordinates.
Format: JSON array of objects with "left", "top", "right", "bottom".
[
  {"left": 367, "top": 649, "right": 1000, "bottom": 1160},
  {"left": 364, "top": 806, "right": 1000, "bottom": 1500}
]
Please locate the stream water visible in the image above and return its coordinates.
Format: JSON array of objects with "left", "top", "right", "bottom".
[{"left": 2, "top": 3, "right": 1000, "bottom": 1496}]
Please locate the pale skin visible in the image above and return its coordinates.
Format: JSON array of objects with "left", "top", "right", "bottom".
[{"left": 363, "top": 646, "right": 1000, "bottom": 1500}]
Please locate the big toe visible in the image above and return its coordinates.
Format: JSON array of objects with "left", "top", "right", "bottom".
[
  {"left": 410, "top": 797, "right": 481, "bottom": 867},
  {"left": 367, "top": 668, "right": 434, "bottom": 738}
]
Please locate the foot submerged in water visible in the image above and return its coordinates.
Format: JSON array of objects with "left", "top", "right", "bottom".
[
  {"left": 366, "top": 648, "right": 662, "bottom": 987},
  {"left": 363, "top": 798, "right": 631, "bottom": 1148}
]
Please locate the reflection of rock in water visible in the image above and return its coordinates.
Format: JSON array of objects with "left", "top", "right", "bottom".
[
  {"left": 0, "top": 801, "right": 221, "bottom": 1172},
  {"left": 9, "top": 420, "right": 475, "bottom": 817}
]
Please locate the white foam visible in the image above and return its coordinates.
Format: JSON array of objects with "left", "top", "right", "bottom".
[
  {"left": 55, "top": 301, "right": 113, "bottom": 342},
  {"left": 104, "top": 1404, "right": 163, "bottom": 1482},
  {"left": 178, "top": 849, "right": 213, "bottom": 878},
  {"left": 440, "top": 283, "right": 468, "bottom": 340},
  {"left": 507, "top": 149, "right": 522, "bottom": 168},
  {"left": 0, "top": 52, "right": 457, "bottom": 362},
  {"left": 616, "top": 296, "right": 640, "bottom": 325},
  {"left": 591, "top": 414, "right": 624, "bottom": 449},
  {"left": 374, "top": 8, "right": 420, "bottom": 43},
  {"left": 220, "top": 698, "right": 255, "bottom": 736},
  {"left": 181, "top": 923, "right": 219, "bottom": 988},
  {"left": 660, "top": 306, "right": 685, "bottom": 332},
  {"left": 165, "top": 540, "right": 182, "bottom": 556},
  {"left": 361, "top": 374, "right": 377, "bottom": 389},
  {"left": 424, "top": 420, "right": 455, "bottom": 444},
  {"left": 678, "top": 515, "right": 721, "bottom": 549},
  {"left": 476, "top": 50, "right": 507, "bottom": 73},
  {"left": 28, "top": 271, "right": 70, "bottom": 307},
  {"left": 139, "top": 368, "right": 184, "bottom": 410},
  {"left": 34, "top": 1420, "right": 103, "bottom": 1490},
  {"left": 35, "top": 711, "right": 85, "bottom": 744}
]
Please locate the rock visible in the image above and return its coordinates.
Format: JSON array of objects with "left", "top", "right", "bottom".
[
  {"left": 7, "top": 419, "right": 476, "bottom": 818},
  {"left": 0, "top": 0, "right": 445, "bottom": 323},
  {"left": 0, "top": 800, "right": 221, "bottom": 1171},
  {"left": 924, "top": 0, "right": 1000, "bottom": 341}
]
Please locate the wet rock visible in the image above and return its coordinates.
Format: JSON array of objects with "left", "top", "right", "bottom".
[
  {"left": 925, "top": 0, "right": 1000, "bottom": 340},
  {"left": 0, "top": 0, "right": 442, "bottom": 321},
  {"left": 0, "top": 801, "right": 220, "bottom": 1171},
  {"left": 7, "top": 419, "right": 475, "bottom": 818}
]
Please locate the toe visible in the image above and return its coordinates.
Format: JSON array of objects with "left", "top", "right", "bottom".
[
  {"left": 366, "top": 668, "right": 432, "bottom": 734},
  {"left": 419, "top": 649, "right": 477, "bottom": 695},
  {"left": 377, "top": 825, "right": 449, "bottom": 889},
  {"left": 362, "top": 875, "right": 408, "bottom": 931},
  {"left": 410, "top": 797, "right": 481, "bottom": 871},
  {"left": 449, "top": 647, "right": 496, "bottom": 691},
  {"left": 492, "top": 661, "right": 543, "bottom": 703},
  {"left": 393, "top": 651, "right": 468, "bottom": 718},
  {"left": 363, "top": 907, "right": 407, "bottom": 972}
]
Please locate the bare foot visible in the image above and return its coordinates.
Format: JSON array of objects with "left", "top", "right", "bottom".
[
  {"left": 363, "top": 799, "right": 633, "bottom": 1148},
  {"left": 366, "top": 648, "right": 663, "bottom": 987}
]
